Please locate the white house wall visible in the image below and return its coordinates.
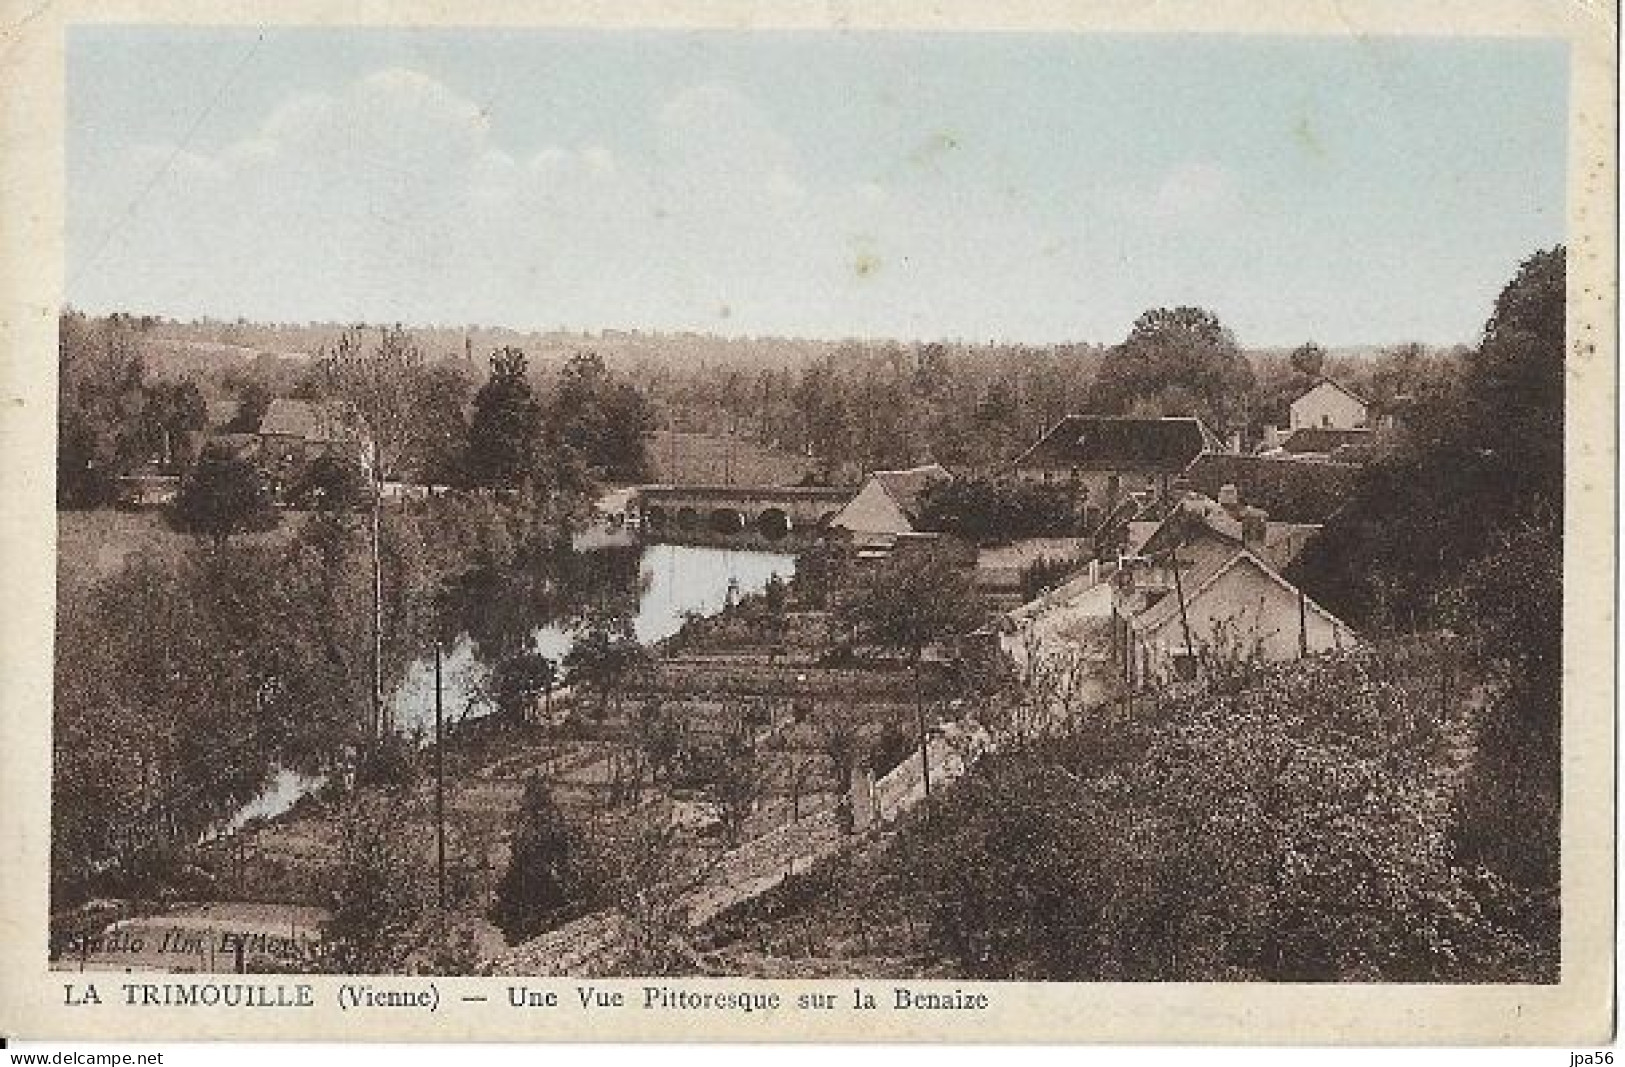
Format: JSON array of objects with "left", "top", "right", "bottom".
[
  {"left": 1289, "top": 383, "right": 1368, "bottom": 430},
  {"left": 1138, "top": 558, "right": 1351, "bottom": 680}
]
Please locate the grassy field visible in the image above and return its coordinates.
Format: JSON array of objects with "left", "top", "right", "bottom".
[{"left": 56, "top": 508, "right": 301, "bottom": 600}]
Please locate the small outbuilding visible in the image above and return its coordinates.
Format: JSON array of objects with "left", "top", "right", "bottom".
[{"left": 829, "top": 463, "right": 953, "bottom": 541}]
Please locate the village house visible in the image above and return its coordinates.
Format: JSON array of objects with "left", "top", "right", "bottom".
[
  {"left": 1288, "top": 377, "right": 1369, "bottom": 430},
  {"left": 828, "top": 463, "right": 952, "bottom": 556},
  {"left": 1008, "top": 415, "right": 1222, "bottom": 535},
  {"left": 255, "top": 399, "right": 375, "bottom": 483},
  {"left": 1112, "top": 486, "right": 1355, "bottom": 688},
  {"left": 1121, "top": 451, "right": 1357, "bottom": 556}
]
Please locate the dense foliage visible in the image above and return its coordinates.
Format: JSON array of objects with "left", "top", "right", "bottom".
[
  {"left": 464, "top": 347, "right": 543, "bottom": 489},
  {"left": 1089, "top": 306, "right": 1257, "bottom": 431},
  {"left": 323, "top": 791, "right": 431, "bottom": 973},
  {"left": 833, "top": 545, "right": 984, "bottom": 660},
  {"left": 493, "top": 776, "right": 602, "bottom": 942},
  {"left": 50, "top": 492, "right": 645, "bottom": 907},
  {"left": 908, "top": 647, "right": 1554, "bottom": 982},
  {"left": 1290, "top": 247, "right": 1564, "bottom": 893},
  {"left": 171, "top": 443, "right": 281, "bottom": 545},
  {"left": 915, "top": 478, "right": 1081, "bottom": 543},
  {"left": 53, "top": 531, "right": 374, "bottom": 900},
  {"left": 58, "top": 312, "right": 208, "bottom": 506}
]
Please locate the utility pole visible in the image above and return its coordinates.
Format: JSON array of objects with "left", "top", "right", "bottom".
[
  {"left": 1171, "top": 548, "right": 1194, "bottom": 676},
  {"left": 370, "top": 461, "right": 385, "bottom": 740},
  {"left": 434, "top": 634, "right": 447, "bottom": 913},
  {"left": 1297, "top": 584, "right": 1309, "bottom": 659}
]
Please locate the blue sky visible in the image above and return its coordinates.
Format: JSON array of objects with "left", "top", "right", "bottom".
[{"left": 67, "top": 28, "right": 1568, "bottom": 346}]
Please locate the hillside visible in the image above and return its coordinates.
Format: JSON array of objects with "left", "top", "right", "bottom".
[{"left": 688, "top": 641, "right": 1556, "bottom": 983}]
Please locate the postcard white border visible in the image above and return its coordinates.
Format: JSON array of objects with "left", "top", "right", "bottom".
[{"left": 0, "top": 0, "right": 1614, "bottom": 1044}]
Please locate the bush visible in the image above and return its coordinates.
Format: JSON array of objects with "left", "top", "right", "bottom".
[
  {"left": 170, "top": 444, "right": 281, "bottom": 546},
  {"left": 870, "top": 720, "right": 913, "bottom": 778},
  {"left": 322, "top": 792, "right": 429, "bottom": 973},
  {"left": 1018, "top": 554, "right": 1084, "bottom": 600},
  {"left": 917, "top": 478, "right": 1081, "bottom": 545},
  {"left": 908, "top": 646, "right": 1555, "bottom": 982},
  {"left": 492, "top": 776, "right": 602, "bottom": 943},
  {"left": 353, "top": 733, "right": 421, "bottom": 790}
]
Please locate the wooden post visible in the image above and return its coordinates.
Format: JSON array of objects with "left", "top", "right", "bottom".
[
  {"left": 1297, "top": 584, "right": 1309, "bottom": 659},
  {"left": 435, "top": 636, "right": 447, "bottom": 913},
  {"left": 1111, "top": 605, "right": 1121, "bottom": 675},
  {"left": 913, "top": 651, "right": 932, "bottom": 809},
  {"left": 1171, "top": 550, "right": 1194, "bottom": 675},
  {"left": 370, "top": 465, "right": 385, "bottom": 739}
]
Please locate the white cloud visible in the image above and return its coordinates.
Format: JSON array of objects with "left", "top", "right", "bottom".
[
  {"left": 1143, "top": 161, "right": 1242, "bottom": 226},
  {"left": 71, "top": 67, "right": 1057, "bottom": 338}
]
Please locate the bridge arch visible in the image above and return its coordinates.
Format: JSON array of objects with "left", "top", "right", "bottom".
[
  {"left": 756, "top": 507, "right": 791, "bottom": 540},
  {"left": 633, "top": 485, "right": 854, "bottom": 542},
  {"left": 709, "top": 507, "right": 746, "bottom": 534}
]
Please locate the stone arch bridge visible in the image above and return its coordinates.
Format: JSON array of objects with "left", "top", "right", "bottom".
[{"left": 629, "top": 484, "right": 855, "bottom": 541}]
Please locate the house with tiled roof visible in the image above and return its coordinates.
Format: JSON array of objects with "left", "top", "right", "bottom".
[
  {"left": 256, "top": 399, "right": 374, "bottom": 485},
  {"left": 829, "top": 463, "right": 952, "bottom": 545},
  {"left": 1114, "top": 488, "right": 1355, "bottom": 687},
  {"left": 1009, "top": 415, "right": 1222, "bottom": 534}
]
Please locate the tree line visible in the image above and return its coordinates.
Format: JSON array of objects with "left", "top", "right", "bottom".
[
  {"left": 637, "top": 316, "right": 1461, "bottom": 482},
  {"left": 63, "top": 308, "right": 1463, "bottom": 508},
  {"left": 56, "top": 317, "right": 656, "bottom": 511}
]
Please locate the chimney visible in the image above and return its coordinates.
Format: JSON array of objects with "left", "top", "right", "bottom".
[
  {"left": 1217, "top": 483, "right": 1241, "bottom": 515},
  {"left": 1240, "top": 505, "right": 1268, "bottom": 549}
]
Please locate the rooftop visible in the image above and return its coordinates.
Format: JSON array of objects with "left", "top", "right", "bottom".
[
  {"left": 1012, "top": 416, "right": 1222, "bottom": 473},
  {"left": 1277, "top": 426, "right": 1376, "bottom": 456},
  {"left": 1179, "top": 452, "right": 1360, "bottom": 524},
  {"left": 871, "top": 463, "right": 954, "bottom": 524},
  {"left": 1293, "top": 377, "right": 1370, "bottom": 408},
  {"left": 258, "top": 399, "right": 367, "bottom": 443}
]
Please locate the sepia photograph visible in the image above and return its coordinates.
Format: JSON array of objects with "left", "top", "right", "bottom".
[{"left": 1, "top": 0, "right": 1615, "bottom": 1046}]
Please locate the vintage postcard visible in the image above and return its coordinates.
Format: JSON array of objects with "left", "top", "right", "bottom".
[{"left": 0, "top": 0, "right": 1615, "bottom": 1046}]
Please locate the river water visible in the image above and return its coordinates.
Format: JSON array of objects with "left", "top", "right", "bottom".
[
  {"left": 392, "top": 542, "right": 795, "bottom": 733},
  {"left": 222, "top": 542, "right": 795, "bottom": 831}
]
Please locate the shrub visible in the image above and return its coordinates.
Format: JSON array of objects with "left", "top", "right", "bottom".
[
  {"left": 909, "top": 645, "right": 1555, "bottom": 982},
  {"left": 1018, "top": 554, "right": 1084, "bottom": 601},
  {"left": 492, "top": 776, "right": 603, "bottom": 943},
  {"left": 353, "top": 732, "right": 421, "bottom": 790}
]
